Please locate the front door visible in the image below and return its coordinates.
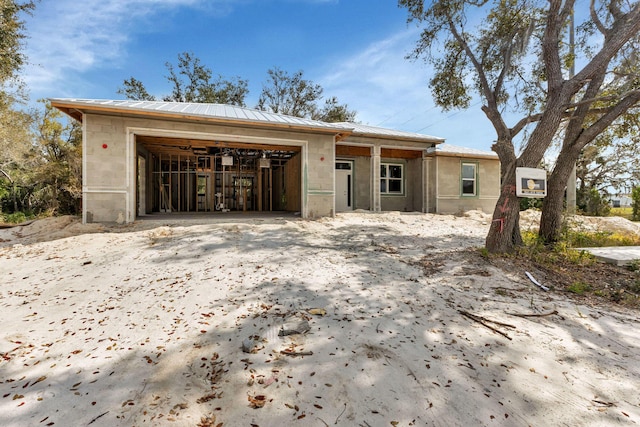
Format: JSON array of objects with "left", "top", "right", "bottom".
[{"left": 335, "top": 161, "right": 353, "bottom": 212}]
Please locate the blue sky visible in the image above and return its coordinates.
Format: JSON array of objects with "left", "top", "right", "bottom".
[{"left": 22, "top": 0, "right": 497, "bottom": 151}]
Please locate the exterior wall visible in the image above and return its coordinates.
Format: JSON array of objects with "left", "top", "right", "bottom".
[
  {"left": 409, "top": 157, "right": 423, "bottom": 212},
  {"left": 81, "top": 110, "right": 500, "bottom": 222},
  {"left": 434, "top": 155, "right": 500, "bottom": 214},
  {"left": 306, "top": 136, "right": 335, "bottom": 218},
  {"left": 83, "top": 115, "right": 131, "bottom": 223},
  {"left": 354, "top": 156, "right": 371, "bottom": 210},
  {"left": 82, "top": 113, "right": 336, "bottom": 222},
  {"left": 380, "top": 157, "right": 421, "bottom": 212}
]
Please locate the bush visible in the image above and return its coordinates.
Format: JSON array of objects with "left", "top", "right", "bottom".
[
  {"left": 1, "top": 211, "right": 29, "bottom": 224},
  {"left": 632, "top": 187, "right": 640, "bottom": 221},
  {"left": 520, "top": 197, "right": 544, "bottom": 211},
  {"left": 579, "top": 187, "right": 611, "bottom": 217}
]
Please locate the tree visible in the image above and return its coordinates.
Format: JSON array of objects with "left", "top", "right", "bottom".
[
  {"left": 401, "top": 0, "right": 640, "bottom": 252},
  {"left": 0, "top": 0, "right": 36, "bottom": 216},
  {"left": 257, "top": 67, "right": 356, "bottom": 122},
  {"left": 632, "top": 186, "right": 640, "bottom": 221},
  {"left": 29, "top": 100, "right": 82, "bottom": 214},
  {"left": 0, "top": 0, "right": 36, "bottom": 93},
  {"left": 575, "top": 114, "right": 640, "bottom": 213},
  {"left": 312, "top": 96, "right": 357, "bottom": 123},
  {"left": 118, "top": 77, "right": 156, "bottom": 101},
  {"left": 0, "top": 95, "right": 32, "bottom": 212},
  {"left": 118, "top": 52, "right": 249, "bottom": 106},
  {"left": 257, "top": 67, "right": 323, "bottom": 117}
]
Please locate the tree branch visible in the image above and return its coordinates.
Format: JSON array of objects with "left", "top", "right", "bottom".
[
  {"left": 590, "top": 0, "right": 607, "bottom": 35},
  {"left": 575, "top": 89, "right": 640, "bottom": 148},
  {"left": 0, "top": 169, "right": 13, "bottom": 183},
  {"left": 572, "top": 3, "right": 640, "bottom": 91}
]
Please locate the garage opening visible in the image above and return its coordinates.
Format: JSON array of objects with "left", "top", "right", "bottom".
[{"left": 136, "top": 135, "right": 301, "bottom": 216}]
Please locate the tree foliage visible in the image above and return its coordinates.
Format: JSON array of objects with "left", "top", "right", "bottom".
[
  {"left": 0, "top": 0, "right": 37, "bottom": 216},
  {"left": 0, "top": 93, "right": 32, "bottom": 213},
  {"left": 1, "top": 101, "right": 82, "bottom": 217},
  {"left": 257, "top": 67, "right": 356, "bottom": 122},
  {"left": 0, "top": 0, "right": 35, "bottom": 92},
  {"left": 632, "top": 186, "right": 640, "bottom": 221},
  {"left": 312, "top": 96, "right": 357, "bottom": 123},
  {"left": 28, "top": 100, "right": 82, "bottom": 214},
  {"left": 118, "top": 52, "right": 249, "bottom": 106},
  {"left": 401, "top": 0, "right": 640, "bottom": 252},
  {"left": 575, "top": 111, "right": 640, "bottom": 212}
]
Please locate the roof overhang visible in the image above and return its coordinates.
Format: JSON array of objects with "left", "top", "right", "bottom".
[{"left": 49, "top": 99, "right": 354, "bottom": 138}]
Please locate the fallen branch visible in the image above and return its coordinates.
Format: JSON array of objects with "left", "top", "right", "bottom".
[
  {"left": 592, "top": 399, "right": 616, "bottom": 407},
  {"left": 525, "top": 271, "right": 549, "bottom": 291},
  {"left": 335, "top": 402, "right": 347, "bottom": 425},
  {"left": 506, "top": 310, "right": 558, "bottom": 318},
  {"left": 279, "top": 350, "right": 313, "bottom": 357},
  {"left": 88, "top": 411, "right": 109, "bottom": 425},
  {"left": 458, "top": 310, "right": 514, "bottom": 340}
]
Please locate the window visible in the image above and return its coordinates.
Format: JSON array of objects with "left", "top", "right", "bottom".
[
  {"left": 380, "top": 163, "right": 403, "bottom": 194},
  {"left": 461, "top": 162, "right": 477, "bottom": 196}
]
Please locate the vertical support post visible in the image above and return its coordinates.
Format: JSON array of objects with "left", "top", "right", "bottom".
[
  {"left": 258, "top": 166, "right": 263, "bottom": 211},
  {"left": 269, "top": 167, "right": 273, "bottom": 211},
  {"left": 422, "top": 155, "right": 430, "bottom": 213},
  {"left": 372, "top": 146, "right": 381, "bottom": 212},
  {"left": 177, "top": 155, "right": 181, "bottom": 212},
  {"left": 169, "top": 154, "right": 173, "bottom": 212}
]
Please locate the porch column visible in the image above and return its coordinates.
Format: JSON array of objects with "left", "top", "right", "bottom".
[
  {"left": 371, "top": 146, "right": 381, "bottom": 212},
  {"left": 422, "top": 155, "right": 431, "bottom": 213}
]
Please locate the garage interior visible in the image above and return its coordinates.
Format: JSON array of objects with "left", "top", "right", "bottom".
[{"left": 136, "top": 135, "right": 302, "bottom": 216}]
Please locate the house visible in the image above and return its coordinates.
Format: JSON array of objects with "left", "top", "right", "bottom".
[{"left": 50, "top": 99, "right": 500, "bottom": 223}]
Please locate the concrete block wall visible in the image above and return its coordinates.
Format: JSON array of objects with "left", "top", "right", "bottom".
[
  {"left": 83, "top": 115, "right": 131, "bottom": 223},
  {"left": 434, "top": 156, "right": 500, "bottom": 214},
  {"left": 82, "top": 113, "right": 337, "bottom": 222},
  {"left": 305, "top": 134, "right": 335, "bottom": 217}
]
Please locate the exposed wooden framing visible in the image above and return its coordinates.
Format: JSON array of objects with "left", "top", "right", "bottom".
[
  {"left": 336, "top": 145, "right": 371, "bottom": 157},
  {"left": 269, "top": 167, "right": 273, "bottom": 211},
  {"left": 140, "top": 134, "right": 304, "bottom": 214},
  {"left": 168, "top": 154, "right": 172, "bottom": 212},
  {"left": 137, "top": 135, "right": 302, "bottom": 157},
  {"left": 380, "top": 148, "right": 423, "bottom": 159},
  {"left": 257, "top": 168, "right": 263, "bottom": 212},
  {"left": 177, "top": 155, "right": 181, "bottom": 212}
]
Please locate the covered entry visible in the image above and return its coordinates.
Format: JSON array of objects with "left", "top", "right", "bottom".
[{"left": 136, "top": 135, "right": 301, "bottom": 216}]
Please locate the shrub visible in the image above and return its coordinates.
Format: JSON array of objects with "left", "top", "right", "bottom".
[
  {"left": 2, "top": 211, "right": 28, "bottom": 224},
  {"left": 632, "top": 187, "right": 640, "bottom": 221},
  {"left": 568, "top": 281, "right": 592, "bottom": 294}
]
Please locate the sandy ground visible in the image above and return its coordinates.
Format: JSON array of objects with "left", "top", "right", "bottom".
[{"left": 1, "top": 211, "right": 639, "bottom": 427}]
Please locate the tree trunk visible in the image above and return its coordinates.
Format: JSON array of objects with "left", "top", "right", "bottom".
[
  {"left": 485, "top": 166, "right": 522, "bottom": 253},
  {"left": 539, "top": 177, "right": 566, "bottom": 244},
  {"left": 539, "top": 147, "right": 580, "bottom": 244}
]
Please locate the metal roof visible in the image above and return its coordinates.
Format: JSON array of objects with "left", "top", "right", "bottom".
[
  {"left": 426, "top": 143, "right": 498, "bottom": 159},
  {"left": 335, "top": 122, "right": 444, "bottom": 143},
  {"left": 49, "top": 98, "right": 349, "bottom": 132},
  {"left": 49, "top": 99, "right": 446, "bottom": 144}
]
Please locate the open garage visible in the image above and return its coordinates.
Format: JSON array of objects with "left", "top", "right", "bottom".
[{"left": 135, "top": 135, "right": 301, "bottom": 215}]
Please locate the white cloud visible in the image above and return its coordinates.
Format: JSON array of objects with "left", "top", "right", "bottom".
[
  {"left": 22, "top": 0, "right": 228, "bottom": 97},
  {"left": 317, "top": 29, "right": 498, "bottom": 150},
  {"left": 319, "top": 29, "right": 437, "bottom": 129}
]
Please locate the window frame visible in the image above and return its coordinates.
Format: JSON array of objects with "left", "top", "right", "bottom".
[
  {"left": 380, "top": 162, "right": 404, "bottom": 195},
  {"left": 461, "top": 161, "right": 478, "bottom": 197}
]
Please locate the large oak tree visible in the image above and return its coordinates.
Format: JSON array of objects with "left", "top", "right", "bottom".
[{"left": 400, "top": 0, "right": 640, "bottom": 252}]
